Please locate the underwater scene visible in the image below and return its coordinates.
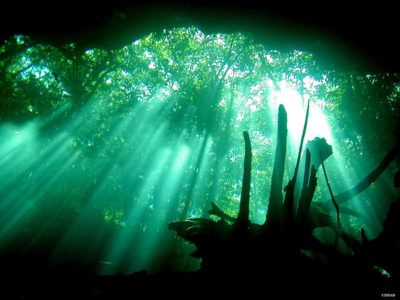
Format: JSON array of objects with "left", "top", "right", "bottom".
[{"left": 0, "top": 9, "right": 399, "bottom": 298}]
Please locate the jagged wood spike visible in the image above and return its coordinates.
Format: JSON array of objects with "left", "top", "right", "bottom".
[
  {"left": 283, "top": 98, "right": 310, "bottom": 223},
  {"left": 236, "top": 131, "right": 252, "bottom": 228},
  {"left": 292, "top": 98, "right": 310, "bottom": 187},
  {"left": 296, "top": 149, "right": 311, "bottom": 222},
  {"left": 334, "top": 144, "right": 399, "bottom": 204},
  {"left": 302, "top": 149, "right": 311, "bottom": 198},
  {"left": 266, "top": 104, "right": 287, "bottom": 226}
]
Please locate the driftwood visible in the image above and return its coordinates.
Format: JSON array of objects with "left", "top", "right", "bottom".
[{"left": 168, "top": 103, "right": 399, "bottom": 285}]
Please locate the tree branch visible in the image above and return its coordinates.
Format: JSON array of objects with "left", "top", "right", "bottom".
[
  {"left": 283, "top": 99, "right": 310, "bottom": 223},
  {"left": 335, "top": 144, "right": 399, "bottom": 204},
  {"left": 320, "top": 152, "right": 341, "bottom": 248}
]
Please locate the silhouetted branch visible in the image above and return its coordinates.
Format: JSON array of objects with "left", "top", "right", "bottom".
[
  {"left": 297, "top": 165, "right": 317, "bottom": 224},
  {"left": 296, "top": 149, "right": 311, "bottom": 222},
  {"left": 335, "top": 144, "right": 399, "bottom": 204},
  {"left": 320, "top": 151, "right": 341, "bottom": 248},
  {"left": 292, "top": 98, "right": 310, "bottom": 186},
  {"left": 283, "top": 99, "right": 310, "bottom": 224}
]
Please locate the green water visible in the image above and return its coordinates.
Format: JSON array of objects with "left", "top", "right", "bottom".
[{"left": 0, "top": 27, "right": 398, "bottom": 275}]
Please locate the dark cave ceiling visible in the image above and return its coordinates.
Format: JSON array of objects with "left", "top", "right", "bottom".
[{"left": 0, "top": 1, "right": 398, "bottom": 72}]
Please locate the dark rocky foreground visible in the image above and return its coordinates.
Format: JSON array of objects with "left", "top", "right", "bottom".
[{"left": 0, "top": 262, "right": 398, "bottom": 300}]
